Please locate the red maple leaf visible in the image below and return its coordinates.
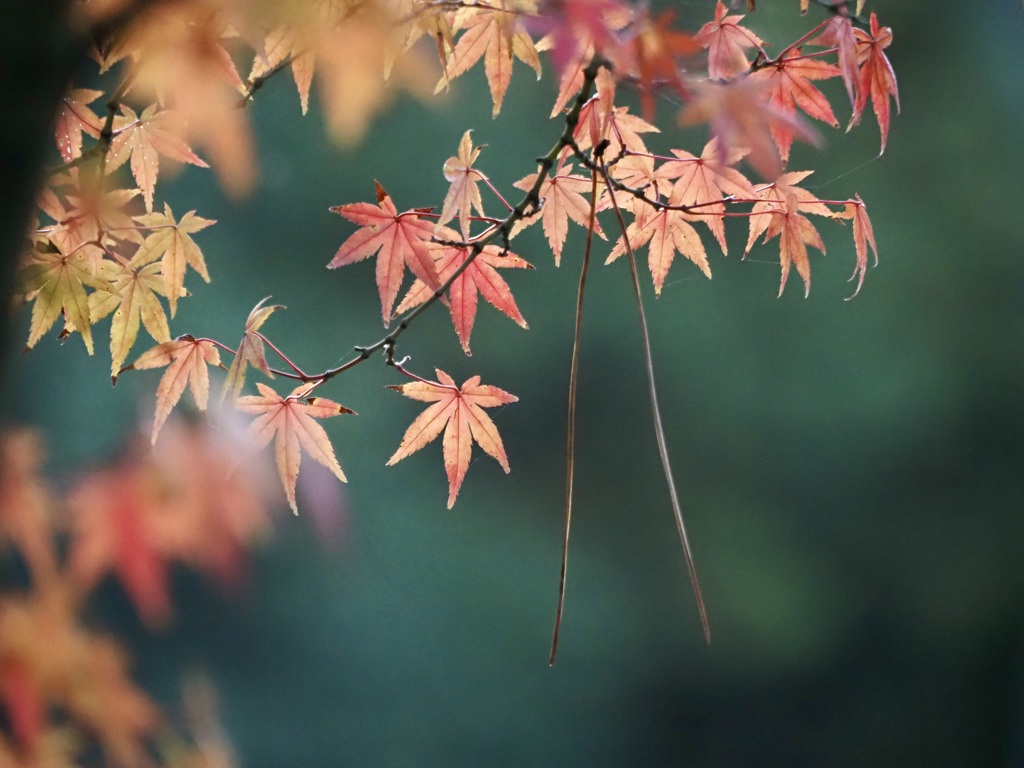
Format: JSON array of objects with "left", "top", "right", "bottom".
[
  {"left": 396, "top": 229, "right": 532, "bottom": 354},
  {"left": 849, "top": 12, "right": 899, "bottom": 153},
  {"left": 696, "top": 0, "right": 765, "bottom": 80},
  {"left": 329, "top": 181, "right": 441, "bottom": 324},
  {"left": 387, "top": 370, "right": 517, "bottom": 508},
  {"left": 750, "top": 47, "right": 840, "bottom": 164}
]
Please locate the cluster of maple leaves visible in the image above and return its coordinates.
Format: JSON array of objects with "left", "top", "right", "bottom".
[{"left": 6, "top": 0, "right": 898, "bottom": 761}]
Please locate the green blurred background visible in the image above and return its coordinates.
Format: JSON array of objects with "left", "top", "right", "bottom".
[{"left": 3, "top": 1, "right": 1024, "bottom": 765}]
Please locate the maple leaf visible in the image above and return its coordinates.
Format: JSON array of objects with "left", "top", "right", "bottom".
[
  {"left": 329, "top": 181, "right": 441, "bottom": 324},
  {"left": 849, "top": 13, "right": 899, "bottom": 154},
  {"left": 810, "top": 15, "right": 858, "bottom": 106},
  {"left": 439, "top": 7, "right": 542, "bottom": 116},
  {"left": 20, "top": 246, "right": 109, "bottom": 354},
  {"left": 121, "top": 335, "right": 223, "bottom": 442},
  {"left": 132, "top": 203, "right": 215, "bottom": 316},
  {"left": 574, "top": 100, "right": 660, "bottom": 157},
  {"left": 107, "top": 105, "right": 209, "bottom": 212},
  {"left": 439, "top": 130, "right": 486, "bottom": 240},
  {"left": 54, "top": 88, "right": 103, "bottom": 163},
  {"left": 387, "top": 370, "right": 517, "bottom": 508},
  {"left": 36, "top": 185, "right": 142, "bottom": 264},
  {"left": 654, "top": 138, "right": 755, "bottom": 255},
  {"left": 396, "top": 230, "right": 532, "bottom": 354},
  {"left": 512, "top": 160, "right": 605, "bottom": 264},
  {"left": 696, "top": 0, "right": 765, "bottom": 80},
  {"left": 67, "top": 466, "right": 174, "bottom": 626},
  {"left": 528, "top": 0, "right": 627, "bottom": 78},
  {"left": 744, "top": 172, "right": 833, "bottom": 297},
  {"left": 620, "top": 9, "right": 700, "bottom": 121},
  {"left": 235, "top": 383, "right": 353, "bottom": 515},
  {"left": 606, "top": 199, "right": 711, "bottom": 294},
  {"left": 842, "top": 194, "right": 878, "bottom": 298},
  {"left": 680, "top": 77, "right": 817, "bottom": 180},
  {"left": 750, "top": 47, "right": 840, "bottom": 164},
  {"left": 0, "top": 585, "right": 159, "bottom": 763},
  {"left": 0, "top": 431, "right": 57, "bottom": 582},
  {"left": 221, "top": 297, "right": 284, "bottom": 402},
  {"left": 88, "top": 258, "right": 173, "bottom": 380}
]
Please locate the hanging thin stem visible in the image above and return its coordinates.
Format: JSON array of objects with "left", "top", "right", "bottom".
[{"left": 598, "top": 162, "right": 712, "bottom": 645}]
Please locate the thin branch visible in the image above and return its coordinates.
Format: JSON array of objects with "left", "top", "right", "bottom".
[
  {"left": 598, "top": 161, "right": 712, "bottom": 646},
  {"left": 549, "top": 164, "right": 600, "bottom": 666}
]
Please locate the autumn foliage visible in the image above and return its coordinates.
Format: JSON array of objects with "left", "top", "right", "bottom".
[{"left": 3, "top": 0, "right": 898, "bottom": 763}]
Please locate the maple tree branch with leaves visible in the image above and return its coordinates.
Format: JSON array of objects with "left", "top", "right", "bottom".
[{"left": 0, "top": 0, "right": 901, "bottom": 761}]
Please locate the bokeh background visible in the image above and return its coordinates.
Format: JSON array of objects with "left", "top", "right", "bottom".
[{"left": 3, "top": 1, "right": 1024, "bottom": 766}]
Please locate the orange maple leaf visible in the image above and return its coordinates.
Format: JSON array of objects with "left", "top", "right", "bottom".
[
  {"left": 850, "top": 12, "right": 899, "bottom": 154},
  {"left": 387, "top": 370, "right": 517, "bottom": 508},
  {"left": 396, "top": 230, "right": 532, "bottom": 354},
  {"left": 696, "top": 0, "right": 765, "bottom": 80},
  {"left": 329, "top": 181, "right": 442, "bottom": 324},
  {"left": 621, "top": 9, "right": 700, "bottom": 121},
  {"left": 810, "top": 15, "right": 858, "bottom": 106},
  {"left": 235, "top": 383, "right": 353, "bottom": 515},
  {"left": 121, "top": 335, "right": 223, "bottom": 442},
  {"left": 107, "top": 105, "right": 209, "bottom": 212}
]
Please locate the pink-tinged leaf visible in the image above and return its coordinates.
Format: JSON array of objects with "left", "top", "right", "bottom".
[
  {"left": 844, "top": 194, "right": 877, "bottom": 299},
  {"left": 850, "top": 13, "right": 899, "bottom": 153},
  {"left": 750, "top": 47, "right": 840, "bottom": 163},
  {"left": 122, "top": 336, "right": 223, "bottom": 442},
  {"left": 512, "top": 161, "right": 604, "bottom": 265},
  {"left": 396, "top": 229, "right": 532, "bottom": 354},
  {"left": 329, "top": 181, "right": 441, "bottom": 324},
  {"left": 680, "top": 78, "right": 818, "bottom": 181},
  {"left": 810, "top": 15, "right": 858, "bottom": 106},
  {"left": 696, "top": 0, "right": 765, "bottom": 80},
  {"left": 654, "top": 138, "right": 754, "bottom": 255},
  {"left": 746, "top": 187, "right": 827, "bottom": 298},
  {"left": 107, "top": 106, "right": 208, "bottom": 212},
  {"left": 439, "top": 130, "right": 485, "bottom": 240},
  {"left": 387, "top": 370, "right": 516, "bottom": 508},
  {"left": 607, "top": 204, "right": 711, "bottom": 294},
  {"left": 438, "top": 10, "right": 541, "bottom": 116},
  {"left": 54, "top": 89, "right": 103, "bottom": 163},
  {"left": 236, "top": 383, "right": 353, "bottom": 515}
]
